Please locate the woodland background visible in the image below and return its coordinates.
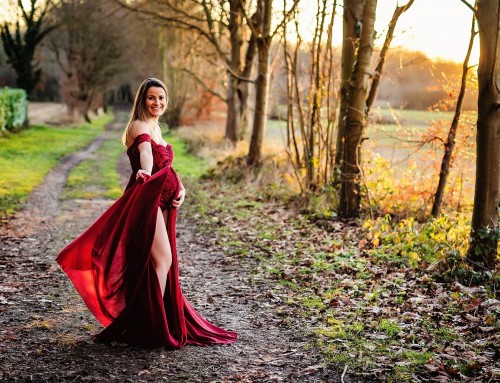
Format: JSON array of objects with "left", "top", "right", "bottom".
[{"left": 0, "top": 0, "right": 499, "bottom": 382}]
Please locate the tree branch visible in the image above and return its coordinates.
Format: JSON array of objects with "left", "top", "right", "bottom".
[
  {"left": 180, "top": 67, "right": 227, "bottom": 102},
  {"left": 111, "top": 0, "right": 229, "bottom": 64},
  {"left": 366, "top": 0, "right": 415, "bottom": 113},
  {"left": 458, "top": 0, "right": 476, "bottom": 14},
  {"left": 271, "top": 0, "right": 301, "bottom": 39}
]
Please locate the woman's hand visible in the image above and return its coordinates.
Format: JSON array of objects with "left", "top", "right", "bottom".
[
  {"left": 136, "top": 169, "right": 151, "bottom": 181},
  {"left": 172, "top": 187, "right": 186, "bottom": 208}
]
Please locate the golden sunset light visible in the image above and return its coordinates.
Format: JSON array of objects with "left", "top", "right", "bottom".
[
  {"left": 1, "top": 0, "right": 499, "bottom": 381},
  {"left": 377, "top": 0, "right": 479, "bottom": 63},
  {"left": 2, "top": 0, "right": 480, "bottom": 64},
  {"left": 293, "top": 0, "right": 479, "bottom": 64}
]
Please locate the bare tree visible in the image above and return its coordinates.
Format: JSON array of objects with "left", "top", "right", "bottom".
[
  {"left": 113, "top": 0, "right": 257, "bottom": 143},
  {"left": 50, "top": 0, "right": 124, "bottom": 121},
  {"left": 334, "top": 0, "right": 365, "bottom": 180},
  {"left": 337, "top": 0, "right": 414, "bottom": 218},
  {"left": 247, "top": 0, "right": 273, "bottom": 166},
  {"left": 246, "top": 0, "right": 300, "bottom": 166},
  {"left": 283, "top": 0, "right": 339, "bottom": 190},
  {"left": 431, "top": 10, "right": 476, "bottom": 218},
  {"left": 365, "top": 0, "right": 415, "bottom": 113},
  {"left": 226, "top": 0, "right": 259, "bottom": 141},
  {"left": 466, "top": 0, "right": 500, "bottom": 271}
]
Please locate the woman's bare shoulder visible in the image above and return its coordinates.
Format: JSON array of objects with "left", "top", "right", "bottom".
[{"left": 129, "top": 120, "right": 150, "bottom": 139}]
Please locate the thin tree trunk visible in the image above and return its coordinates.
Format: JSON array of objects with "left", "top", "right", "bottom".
[
  {"left": 323, "top": 0, "right": 337, "bottom": 185},
  {"left": 333, "top": 0, "right": 365, "bottom": 182},
  {"left": 237, "top": 7, "right": 259, "bottom": 140},
  {"left": 365, "top": 0, "right": 414, "bottom": 114},
  {"left": 283, "top": 6, "right": 300, "bottom": 162},
  {"left": 467, "top": 0, "right": 500, "bottom": 271},
  {"left": 431, "top": 13, "right": 476, "bottom": 218},
  {"left": 247, "top": 0, "right": 272, "bottom": 166},
  {"left": 247, "top": 42, "right": 270, "bottom": 166},
  {"left": 339, "top": 0, "right": 377, "bottom": 218},
  {"left": 226, "top": 75, "right": 241, "bottom": 142},
  {"left": 307, "top": 0, "right": 327, "bottom": 188},
  {"left": 225, "top": 0, "right": 244, "bottom": 143}
]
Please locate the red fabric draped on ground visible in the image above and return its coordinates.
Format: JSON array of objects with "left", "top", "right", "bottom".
[{"left": 56, "top": 168, "right": 237, "bottom": 348}]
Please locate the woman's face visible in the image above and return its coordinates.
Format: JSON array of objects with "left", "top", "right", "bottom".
[{"left": 145, "top": 86, "right": 166, "bottom": 118}]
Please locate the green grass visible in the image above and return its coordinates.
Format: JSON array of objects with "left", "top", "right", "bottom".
[
  {"left": 62, "top": 133, "right": 123, "bottom": 200},
  {"left": 0, "top": 114, "right": 112, "bottom": 218},
  {"left": 374, "top": 107, "right": 456, "bottom": 127},
  {"left": 165, "top": 134, "right": 210, "bottom": 178},
  {"left": 61, "top": 129, "right": 210, "bottom": 201}
]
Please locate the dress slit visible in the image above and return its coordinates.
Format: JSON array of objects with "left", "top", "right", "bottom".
[{"left": 57, "top": 167, "right": 237, "bottom": 348}]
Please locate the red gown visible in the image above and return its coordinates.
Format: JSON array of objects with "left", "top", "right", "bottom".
[{"left": 56, "top": 133, "right": 237, "bottom": 348}]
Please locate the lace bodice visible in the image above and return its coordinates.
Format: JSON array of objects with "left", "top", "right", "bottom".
[
  {"left": 126, "top": 133, "right": 174, "bottom": 174},
  {"left": 126, "top": 133, "right": 180, "bottom": 209}
]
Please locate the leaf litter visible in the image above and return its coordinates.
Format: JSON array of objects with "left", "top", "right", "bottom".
[
  {"left": 184, "top": 176, "right": 499, "bottom": 383},
  {"left": 0, "top": 130, "right": 338, "bottom": 383}
]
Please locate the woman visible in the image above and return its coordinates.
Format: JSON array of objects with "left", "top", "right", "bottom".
[{"left": 56, "top": 78, "right": 237, "bottom": 348}]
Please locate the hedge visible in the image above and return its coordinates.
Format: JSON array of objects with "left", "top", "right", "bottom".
[{"left": 0, "top": 88, "right": 28, "bottom": 132}]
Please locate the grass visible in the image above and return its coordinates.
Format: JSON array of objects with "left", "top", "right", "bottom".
[
  {"left": 61, "top": 128, "right": 210, "bottom": 201},
  {"left": 373, "top": 107, "right": 456, "bottom": 128},
  {"left": 265, "top": 107, "right": 460, "bottom": 147},
  {"left": 165, "top": 133, "right": 210, "bottom": 178},
  {"left": 62, "top": 133, "right": 124, "bottom": 200},
  {"left": 0, "top": 113, "right": 113, "bottom": 219}
]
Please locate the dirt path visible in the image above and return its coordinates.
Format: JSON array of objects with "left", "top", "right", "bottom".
[{"left": 0, "top": 117, "right": 337, "bottom": 382}]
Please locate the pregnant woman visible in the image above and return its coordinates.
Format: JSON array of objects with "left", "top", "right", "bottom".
[{"left": 56, "top": 77, "right": 237, "bottom": 348}]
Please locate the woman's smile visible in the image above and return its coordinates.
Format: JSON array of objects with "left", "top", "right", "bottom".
[{"left": 145, "top": 86, "right": 166, "bottom": 118}]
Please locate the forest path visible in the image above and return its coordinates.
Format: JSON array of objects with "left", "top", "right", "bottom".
[{"left": 0, "top": 114, "right": 338, "bottom": 382}]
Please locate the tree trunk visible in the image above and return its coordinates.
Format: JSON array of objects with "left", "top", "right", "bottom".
[
  {"left": 237, "top": 9, "right": 259, "bottom": 141},
  {"left": 225, "top": 0, "right": 244, "bottom": 143},
  {"left": 247, "top": 40, "right": 270, "bottom": 166},
  {"left": 247, "top": 0, "right": 272, "bottom": 166},
  {"left": 307, "top": 0, "right": 328, "bottom": 189},
  {"left": 467, "top": 0, "right": 500, "bottom": 271},
  {"left": 431, "top": 14, "right": 476, "bottom": 218},
  {"left": 226, "top": 74, "right": 241, "bottom": 142},
  {"left": 333, "top": 0, "right": 365, "bottom": 180},
  {"left": 339, "top": 0, "right": 377, "bottom": 218}
]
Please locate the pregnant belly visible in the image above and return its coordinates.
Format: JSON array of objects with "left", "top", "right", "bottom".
[{"left": 160, "top": 168, "right": 180, "bottom": 208}]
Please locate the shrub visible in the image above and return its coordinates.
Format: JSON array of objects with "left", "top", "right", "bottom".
[{"left": 0, "top": 88, "right": 28, "bottom": 132}]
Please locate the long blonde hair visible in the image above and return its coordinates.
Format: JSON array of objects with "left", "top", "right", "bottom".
[{"left": 122, "top": 77, "right": 168, "bottom": 146}]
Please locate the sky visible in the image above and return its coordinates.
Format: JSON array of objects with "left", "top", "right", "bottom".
[
  {"left": 1, "top": 0, "right": 479, "bottom": 64},
  {"left": 295, "top": 0, "right": 479, "bottom": 64}
]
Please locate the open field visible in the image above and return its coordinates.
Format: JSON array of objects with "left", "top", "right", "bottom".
[{"left": 264, "top": 107, "right": 477, "bottom": 210}]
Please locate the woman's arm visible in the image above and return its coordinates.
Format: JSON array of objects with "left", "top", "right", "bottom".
[
  {"left": 131, "top": 121, "right": 154, "bottom": 180},
  {"left": 137, "top": 141, "right": 153, "bottom": 180}
]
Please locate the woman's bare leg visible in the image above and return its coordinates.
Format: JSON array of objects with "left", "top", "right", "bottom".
[{"left": 150, "top": 208, "right": 172, "bottom": 296}]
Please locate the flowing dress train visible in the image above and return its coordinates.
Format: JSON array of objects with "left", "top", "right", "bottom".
[{"left": 56, "top": 134, "right": 237, "bottom": 348}]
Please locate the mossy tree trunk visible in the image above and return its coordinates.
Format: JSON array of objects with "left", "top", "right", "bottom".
[
  {"left": 338, "top": 0, "right": 377, "bottom": 218},
  {"left": 467, "top": 0, "right": 500, "bottom": 271}
]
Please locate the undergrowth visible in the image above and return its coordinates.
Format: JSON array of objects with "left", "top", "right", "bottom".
[
  {"left": 177, "top": 116, "right": 498, "bottom": 382},
  {"left": 183, "top": 176, "right": 499, "bottom": 382}
]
